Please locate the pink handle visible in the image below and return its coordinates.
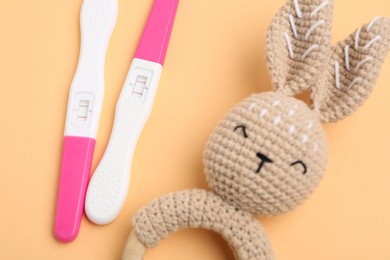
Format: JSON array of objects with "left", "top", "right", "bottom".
[
  {"left": 134, "top": 0, "right": 179, "bottom": 65},
  {"left": 54, "top": 136, "right": 95, "bottom": 242}
]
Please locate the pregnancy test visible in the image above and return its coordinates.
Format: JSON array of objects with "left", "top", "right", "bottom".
[
  {"left": 85, "top": 0, "right": 179, "bottom": 225},
  {"left": 55, "top": 0, "right": 117, "bottom": 242}
]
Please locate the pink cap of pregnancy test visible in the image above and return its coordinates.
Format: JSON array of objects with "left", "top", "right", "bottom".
[
  {"left": 134, "top": 0, "right": 179, "bottom": 66},
  {"left": 55, "top": 136, "right": 95, "bottom": 242}
]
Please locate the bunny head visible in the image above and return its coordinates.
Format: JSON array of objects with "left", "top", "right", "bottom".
[{"left": 204, "top": 0, "right": 390, "bottom": 216}]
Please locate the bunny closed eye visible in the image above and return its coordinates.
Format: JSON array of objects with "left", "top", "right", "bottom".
[
  {"left": 290, "top": 160, "right": 307, "bottom": 174},
  {"left": 234, "top": 125, "right": 248, "bottom": 138}
]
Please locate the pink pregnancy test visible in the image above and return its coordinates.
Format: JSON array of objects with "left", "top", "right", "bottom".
[
  {"left": 85, "top": 0, "right": 179, "bottom": 225},
  {"left": 54, "top": 0, "right": 118, "bottom": 242}
]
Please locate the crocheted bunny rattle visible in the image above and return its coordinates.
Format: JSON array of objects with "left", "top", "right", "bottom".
[{"left": 122, "top": 0, "right": 390, "bottom": 259}]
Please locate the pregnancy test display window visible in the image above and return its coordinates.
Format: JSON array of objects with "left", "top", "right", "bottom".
[
  {"left": 126, "top": 68, "right": 153, "bottom": 103},
  {"left": 77, "top": 100, "right": 90, "bottom": 121},
  {"left": 71, "top": 92, "right": 94, "bottom": 128},
  {"left": 133, "top": 76, "right": 147, "bottom": 96}
]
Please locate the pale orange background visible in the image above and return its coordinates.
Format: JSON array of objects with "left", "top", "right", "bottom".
[{"left": 1, "top": 0, "right": 390, "bottom": 259}]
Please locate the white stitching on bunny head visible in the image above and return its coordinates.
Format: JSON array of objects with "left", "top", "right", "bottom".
[{"left": 245, "top": 98, "right": 320, "bottom": 154}]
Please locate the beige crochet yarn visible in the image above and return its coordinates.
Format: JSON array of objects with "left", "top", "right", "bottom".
[{"left": 122, "top": 0, "right": 390, "bottom": 259}]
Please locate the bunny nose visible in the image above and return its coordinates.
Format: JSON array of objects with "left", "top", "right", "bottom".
[{"left": 256, "top": 153, "right": 273, "bottom": 174}]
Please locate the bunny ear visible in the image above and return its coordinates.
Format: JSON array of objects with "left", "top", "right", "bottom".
[
  {"left": 266, "top": 0, "right": 334, "bottom": 96},
  {"left": 314, "top": 17, "right": 390, "bottom": 123}
]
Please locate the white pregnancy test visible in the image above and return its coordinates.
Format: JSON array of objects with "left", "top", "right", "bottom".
[
  {"left": 54, "top": 0, "right": 117, "bottom": 242},
  {"left": 85, "top": 0, "right": 179, "bottom": 224}
]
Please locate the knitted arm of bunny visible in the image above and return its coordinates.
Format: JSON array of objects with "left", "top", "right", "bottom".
[{"left": 122, "top": 190, "right": 274, "bottom": 260}]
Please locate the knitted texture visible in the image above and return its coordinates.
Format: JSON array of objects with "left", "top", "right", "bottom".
[
  {"left": 204, "top": 92, "right": 327, "bottom": 215},
  {"left": 133, "top": 190, "right": 274, "bottom": 260},
  {"left": 125, "top": 0, "right": 390, "bottom": 259},
  {"left": 317, "top": 18, "right": 390, "bottom": 122},
  {"left": 266, "top": 0, "right": 333, "bottom": 96}
]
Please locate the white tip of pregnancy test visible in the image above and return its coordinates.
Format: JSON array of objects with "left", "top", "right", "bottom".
[
  {"left": 85, "top": 162, "right": 129, "bottom": 225},
  {"left": 81, "top": 0, "right": 118, "bottom": 34}
]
